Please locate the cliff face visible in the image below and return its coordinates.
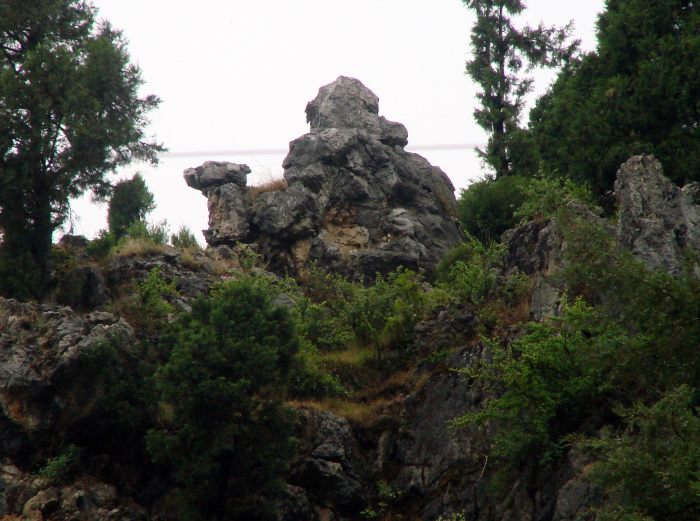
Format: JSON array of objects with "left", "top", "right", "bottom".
[{"left": 185, "top": 76, "right": 463, "bottom": 279}]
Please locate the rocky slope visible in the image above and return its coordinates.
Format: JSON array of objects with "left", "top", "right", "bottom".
[
  {"left": 185, "top": 76, "right": 463, "bottom": 279},
  {"left": 0, "top": 106, "right": 698, "bottom": 521}
]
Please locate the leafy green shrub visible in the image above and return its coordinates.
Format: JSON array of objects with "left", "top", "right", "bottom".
[
  {"left": 123, "top": 219, "right": 170, "bottom": 245},
  {"left": 139, "top": 267, "right": 177, "bottom": 323},
  {"left": 147, "top": 279, "right": 298, "bottom": 521},
  {"left": 40, "top": 445, "right": 82, "bottom": 484},
  {"left": 435, "top": 239, "right": 517, "bottom": 306},
  {"left": 349, "top": 268, "right": 428, "bottom": 361},
  {"left": 295, "top": 300, "right": 354, "bottom": 352},
  {"left": 171, "top": 225, "right": 200, "bottom": 250},
  {"left": 289, "top": 340, "right": 347, "bottom": 398},
  {"left": 454, "top": 212, "right": 700, "bottom": 474},
  {"left": 453, "top": 298, "right": 620, "bottom": 463},
  {"left": 514, "top": 172, "right": 594, "bottom": 222},
  {"left": 85, "top": 229, "right": 117, "bottom": 258},
  {"left": 589, "top": 386, "right": 700, "bottom": 521},
  {"left": 108, "top": 174, "right": 155, "bottom": 240},
  {"left": 457, "top": 175, "right": 527, "bottom": 243},
  {"left": 559, "top": 213, "right": 700, "bottom": 394},
  {"left": 433, "top": 241, "right": 480, "bottom": 282}
]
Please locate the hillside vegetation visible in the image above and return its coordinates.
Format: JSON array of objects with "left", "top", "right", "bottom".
[{"left": 0, "top": 1, "right": 699, "bottom": 520}]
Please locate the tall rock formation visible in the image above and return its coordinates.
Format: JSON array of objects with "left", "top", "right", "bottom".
[
  {"left": 614, "top": 154, "right": 700, "bottom": 275},
  {"left": 185, "top": 76, "right": 463, "bottom": 279}
]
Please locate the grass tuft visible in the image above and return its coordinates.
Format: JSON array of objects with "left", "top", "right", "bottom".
[{"left": 248, "top": 176, "right": 288, "bottom": 200}]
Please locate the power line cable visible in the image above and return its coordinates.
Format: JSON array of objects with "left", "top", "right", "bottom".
[{"left": 162, "top": 143, "right": 482, "bottom": 159}]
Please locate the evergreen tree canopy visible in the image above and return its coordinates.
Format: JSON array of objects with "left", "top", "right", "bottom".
[
  {"left": 147, "top": 279, "right": 299, "bottom": 521},
  {"left": 107, "top": 173, "right": 155, "bottom": 240},
  {"left": 529, "top": 0, "right": 700, "bottom": 198},
  {"left": 463, "top": 0, "right": 578, "bottom": 177},
  {"left": 0, "top": 0, "right": 162, "bottom": 298}
]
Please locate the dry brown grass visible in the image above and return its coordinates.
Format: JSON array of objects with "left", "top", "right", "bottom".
[
  {"left": 248, "top": 176, "right": 288, "bottom": 200},
  {"left": 115, "top": 237, "right": 167, "bottom": 257},
  {"left": 319, "top": 345, "right": 374, "bottom": 370},
  {"left": 353, "top": 369, "right": 415, "bottom": 401},
  {"left": 179, "top": 248, "right": 205, "bottom": 271},
  {"left": 290, "top": 395, "right": 406, "bottom": 428},
  {"left": 289, "top": 366, "right": 429, "bottom": 428}
]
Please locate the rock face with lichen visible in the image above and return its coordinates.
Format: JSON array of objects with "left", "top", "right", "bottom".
[
  {"left": 500, "top": 155, "right": 700, "bottom": 321},
  {"left": 185, "top": 76, "right": 462, "bottom": 279},
  {"left": 614, "top": 154, "right": 700, "bottom": 275}
]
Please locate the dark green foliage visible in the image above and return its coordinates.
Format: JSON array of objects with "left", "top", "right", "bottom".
[
  {"left": 435, "top": 239, "right": 503, "bottom": 306},
  {"left": 39, "top": 445, "right": 82, "bottom": 484},
  {"left": 457, "top": 171, "right": 593, "bottom": 244},
  {"left": 457, "top": 176, "right": 527, "bottom": 243},
  {"left": 108, "top": 174, "right": 155, "bottom": 240},
  {"left": 462, "top": 0, "right": 577, "bottom": 177},
  {"left": 435, "top": 239, "right": 529, "bottom": 317},
  {"left": 513, "top": 172, "right": 594, "bottom": 221},
  {"left": 588, "top": 386, "right": 700, "bottom": 521},
  {"left": 72, "top": 338, "right": 156, "bottom": 458},
  {"left": 0, "top": 0, "right": 162, "bottom": 298},
  {"left": 135, "top": 267, "right": 177, "bottom": 333},
  {"left": 559, "top": 213, "right": 700, "bottom": 395},
  {"left": 146, "top": 279, "right": 298, "bottom": 521},
  {"left": 295, "top": 267, "right": 358, "bottom": 350},
  {"left": 288, "top": 341, "right": 348, "bottom": 399},
  {"left": 170, "top": 225, "right": 200, "bottom": 249},
  {"left": 85, "top": 229, "right": 117, "bottom": 258},
  {"left": 529, "top": 0, "right": 700, "bottom": 197}
]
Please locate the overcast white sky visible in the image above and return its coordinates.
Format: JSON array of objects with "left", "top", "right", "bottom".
[{"left": 70, "top": 0, "right": 605, "bottom": 241}]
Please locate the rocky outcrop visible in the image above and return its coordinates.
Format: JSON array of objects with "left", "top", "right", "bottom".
[
  {"left": 0, "top": 299, "right": 153, "bottom": 519},
  {"left": 502, "top": 154, "right": 700, "bottom": 320},
  {"left": 1, "top": 470, "right": 147, "bottom": 521},
  {"left": 186, "top": 76, "right": 462, "bottom": 279},
  {"left": 615, "top": 154, "right": 700, "bottom": 275},
  {"left": 289, "top": 409, "right": 370, "bottom": 518},
  {"left": 501, "top": 202, "right": 610, "bottom": 321},
  {"left": 0, "top": 298, "right": 134, "bottom": 437},
  {"left": 388, "top": 340, "right": 600, "bottom": 521}
]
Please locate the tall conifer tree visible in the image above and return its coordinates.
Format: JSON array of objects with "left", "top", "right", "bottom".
[{"left": 463, "top": 0, "right": 577, "bottom": 177}]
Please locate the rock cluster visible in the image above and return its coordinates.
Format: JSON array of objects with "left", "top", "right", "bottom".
[
  {"left": 186, "top": 76, "right": 462, "bottom": 279},
  {"left": 0, "top": 299, "right": 134, "bottom": 436},
  {"left": 0, "top": 298, "right": 145, "bottom": 519},
  {"left": 288, "top": 410, "right": 369, "bottom": 517},
  {"left": 502, "top": 154, "right": 700, "bottom": 320}
]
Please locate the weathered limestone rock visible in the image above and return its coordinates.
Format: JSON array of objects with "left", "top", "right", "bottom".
[
  {"left": 289, "top": 409, "right": 369, "bottom": 516},
  {"left": 186, "top": 76, "right": 462, "bottom": 279},
  {"left": 0, "top": 468, "right": 147, "bottom": 521},
  {"left": 183, "top": 161, "right": 250, "bottom": 192},
  {"left": 0, "top": 298, "right": 134, "bottom": 435},
  {"left": 615, "top": 154, "right": 700, "bottom": 275},
  {"left": 501, "top": 156, "right": 700, "bottom": 320},
  {"left": 501, "top": 202, "right": 609, "bottom": 321}
]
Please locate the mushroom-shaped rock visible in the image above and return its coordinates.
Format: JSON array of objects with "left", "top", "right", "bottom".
[{"left": 184, "top": 161, "right": 250, "bottom": 192}]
